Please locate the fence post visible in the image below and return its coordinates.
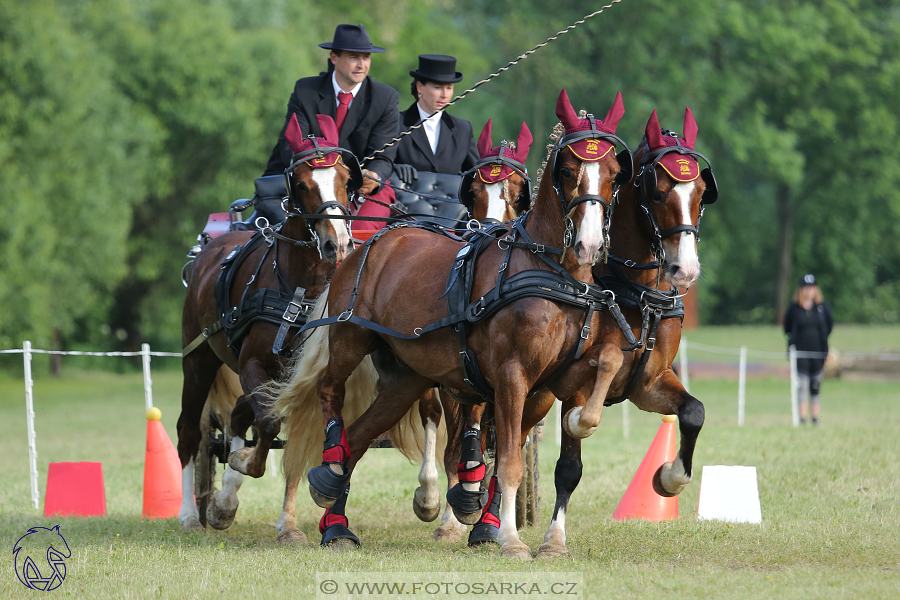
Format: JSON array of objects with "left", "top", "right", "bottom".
[
  {"left": 679, "top": 336, "right": 690, "bottom": 393},
  {"left": 23, "top": 341, "right": 39, "bottom": 510},
  {"left": 738, "top": 345, "right": 747, "bottom": 426},
  {"left": 141, "top": 343, "right": 154, "bottom": 411},
  {"left": 789, "top": 345, "right": 799, "bottom": 427}
]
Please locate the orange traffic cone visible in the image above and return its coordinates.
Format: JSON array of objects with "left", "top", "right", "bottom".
[
  {"left": 613, "top": 414, "right": 679, "bottom": 521},
  {"left": 142, "top": 407, "right": 182, "bottom": 518}
]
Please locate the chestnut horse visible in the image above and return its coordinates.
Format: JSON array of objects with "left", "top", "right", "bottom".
[
  {"left": 534, "top": 107, "right": 717, "bottom": 558},
  {"left": 413, "top": 120, "right": 535, "bottom": 541},
  {"left": 176, "top": 114, "right": 359, "bottom": 536},
  {"left": 269, "top": 120, "right": 536, "bottom": 545},
  {"left": 273, "top": 89, "right": 633, "bottom": 557}
]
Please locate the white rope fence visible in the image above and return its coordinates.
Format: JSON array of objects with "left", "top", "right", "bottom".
[{"left": 2, "top": 341, "right": 180, "bottom": 509}]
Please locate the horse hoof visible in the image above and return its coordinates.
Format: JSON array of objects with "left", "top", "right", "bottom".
[
  {"left": 413, "top": 488, "right": 441, "bottom": 523},
  {"left": 277, "top": 528, "right": 308, "bottom": 545},
  {"left": 536, "top": 543, "right": 568, "bottom": 559},
  {"left": 180, "top": 516, "right": 205, "bottom": 532},
  {"left": 227, "top": 448, "right": 254, "bottom": 476},
  {"left": 433, "top": 523, "right": 466, "bottom": 543},
  {"left": 451, "top": 507, "right": 482, "bottom": 526},
  {"left": 307, "top": 465, "right": 350, "bottom": 508},
  {"left": 652, "top": 465, "right": 678, "bottom": 498},
  {"left": 321, "top": 523, "right": 360, "bottom": 549},
  {"left": 206, "top": 493, "right": 238, "bottom": 530},
  {"left": 500, "top": 544, "right": 533, "bottom": 561},
  {"left": 561, "top": 407, "right": 597, "bottom": 439},
  {"left": 467, "top": 522, "right": 499, "bottom": 547}
]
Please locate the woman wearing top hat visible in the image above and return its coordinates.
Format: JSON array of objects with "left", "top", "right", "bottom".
[
  {"left": 783, "top": 274, "right": 834, "bottom": 425},
  {"left": 392, "top": 54, "right": 479, "bottom": 184}
]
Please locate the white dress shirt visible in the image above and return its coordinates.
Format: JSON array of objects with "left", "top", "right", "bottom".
[{"left": 416, "top": 103, "right": 443, "bottom": 154}]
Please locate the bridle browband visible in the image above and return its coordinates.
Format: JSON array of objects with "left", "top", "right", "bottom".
[{"left": 459, "top": 142, "right": 532, "bottom": 216}]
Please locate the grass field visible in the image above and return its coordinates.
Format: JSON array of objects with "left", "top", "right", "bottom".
[{"left": 1, "top": 328, "right": 898, "bottom": 599}]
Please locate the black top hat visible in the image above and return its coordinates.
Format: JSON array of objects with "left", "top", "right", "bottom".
[
  {"left": 799, "top": 274, "right": 816, "bottom": 287},
  {"left": 319, "top": 24, "right": 386, "bottom": 53},
  {"left": 409, "top": 54, "right": 463, "bottom": 83}
]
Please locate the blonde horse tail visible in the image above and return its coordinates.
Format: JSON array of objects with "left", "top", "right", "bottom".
[
  {"left": 388, "top": 389, "right": 447, "bottom": 470},
  {"left": 202, "top": 365, "right": 241, "bottom": 436},
  {"left": 264, "top": 286, "right": 379, "bottom": 484}
]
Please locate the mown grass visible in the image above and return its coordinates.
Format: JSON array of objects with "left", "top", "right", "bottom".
[{"left": 1, "top": 357, "right": 898, "bottom": 598}]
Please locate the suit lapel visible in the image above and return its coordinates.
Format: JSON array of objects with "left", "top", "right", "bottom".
[
  {"left": 316, "top": 75, "right": 335, "bottom": 130},
  {"left": 405, "top": 103, "right": 437, "bottom": 170},
  {"left": 434, "top": 115, "right": 456, "bottom": 167}
]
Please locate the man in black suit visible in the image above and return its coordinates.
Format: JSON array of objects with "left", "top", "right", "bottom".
[
  {"left": 393, "top": 55, "right": 479, "bottom": 183},
  {"left": 263, "top": 24, "right": 399, "bottom": 195}
]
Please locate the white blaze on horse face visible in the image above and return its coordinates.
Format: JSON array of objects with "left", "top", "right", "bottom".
[
  {"left": 310, "top": 168, "right": 352, "bottom": 259},
  {"left": 484, "top": 182, "right": 508, "bottom": 222},
  {"left": 572, "top": 162, "right": 605, "bottom": 266},
  {"left": 662, "top": 180, "right": 701, "bottom": 289}
]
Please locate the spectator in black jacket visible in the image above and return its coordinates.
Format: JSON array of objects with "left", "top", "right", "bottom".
[{"left": 783, "top": 274, "right": 833, "bottom": 425}]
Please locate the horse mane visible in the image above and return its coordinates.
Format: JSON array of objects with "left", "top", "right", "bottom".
[{"left": 533, "top": 110, "right": 586, "bottom": 197}]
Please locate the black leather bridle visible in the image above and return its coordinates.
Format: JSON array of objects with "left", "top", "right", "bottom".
[{"left": 458, "top": 143, "right": 531, "bottom": 216}]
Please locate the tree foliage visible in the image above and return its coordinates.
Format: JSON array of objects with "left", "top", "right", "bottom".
[{"left": 1, "top": 0, "right": 898, "bottom": 358}]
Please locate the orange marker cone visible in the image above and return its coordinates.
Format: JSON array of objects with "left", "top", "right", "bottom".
[
  {"left": 142, "top": 407, "right": 182, "bottom": 518},
  {"left": 613, "top": 414, "right": 679, "bottom": 521}
]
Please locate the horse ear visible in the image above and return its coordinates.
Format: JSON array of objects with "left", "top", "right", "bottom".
[
  {"left": 555, "top": 89, "right": 581, "bottom": 130},
  {"left": 316, "top": 114, "right": 340, "bottom": 146},
  {"left": 477, "top": 119, "right": 494, "bottom": 158},
  {"left": 285, "top": 113, "right": 305, "bottom": 154},
  {"left": 602, "top": 91, "right": 625, "bottom": 133},
  {"left": 515, "top": 122, "right": 533, "bottom": 161},
  {"left": 645, "top": 110, "right": 663, "bottom": 150},
  {"left": 682, "top": 106, "right": 698, "bottom": 149}
]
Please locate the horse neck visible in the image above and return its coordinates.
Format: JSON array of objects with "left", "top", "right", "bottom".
[
  {"left": 606, "top": 185, "right": 665, "bottom": 288},
  {"left": 276, "top": 214, "right": 330, "bottom": 287},
  {"left": 525, "top": 169, "right": 590, "bottom": 278}
]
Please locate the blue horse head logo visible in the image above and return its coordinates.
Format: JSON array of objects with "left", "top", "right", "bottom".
[{"left": 13, "top": 525, "right": 71, "bottom": 591}]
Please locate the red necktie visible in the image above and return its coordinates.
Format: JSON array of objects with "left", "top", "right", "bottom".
[{"left": 336, "top": 92, "right": 352, "bottom": 133}]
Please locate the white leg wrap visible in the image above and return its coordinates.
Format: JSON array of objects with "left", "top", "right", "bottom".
[{"left": 178, "top": 458, "right": 200, "bottom": 527}]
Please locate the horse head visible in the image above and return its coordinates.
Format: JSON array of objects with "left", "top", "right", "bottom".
[
  {"left": 284, "top": 113, "right": 363, "bottom": 264},
  {"left": 633, "top": 107, "right": 717, "bottom": 289},
  {"left": 460, "top": 120, "right": 534, "bottom": 222},
  {"left": 551, "top": 89, "right": 631, "bottom": 266}
]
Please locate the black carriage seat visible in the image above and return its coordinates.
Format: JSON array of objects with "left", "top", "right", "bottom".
[
  {"left": 232, "top": 175, "right": 288, "bottom": 231},
  {"left": 390, "top": 171, "right": 467, "bottom": 228}
]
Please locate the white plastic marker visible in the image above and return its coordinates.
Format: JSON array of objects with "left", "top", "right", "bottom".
[{"left": 697, "top": 465, "right": 762, "bottom": 523}]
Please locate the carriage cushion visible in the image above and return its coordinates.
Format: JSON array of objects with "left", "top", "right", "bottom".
[
  {"left": 390, "top": 171, "right": 467, "bottom": 226},
  {"left": 244, "top": 175, "right": 287, "bottom": 227}
]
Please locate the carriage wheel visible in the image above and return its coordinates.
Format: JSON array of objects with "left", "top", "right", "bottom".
[
  {"left": 194, "top": 399, "right": 218, "bottom": 528},
  {"left": 515, "top": 427, "right": 540, "bottom": 529}
]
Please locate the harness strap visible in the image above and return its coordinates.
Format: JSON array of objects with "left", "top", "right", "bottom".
[
  {"left": 604, "top": 307, "right": 664, "bottom": 405},
  {"left": 182, "top": 320, "right": 224, "bottom": 357},
  {"left": 272, "top": 287, "right": 308, "bottom": 356}
]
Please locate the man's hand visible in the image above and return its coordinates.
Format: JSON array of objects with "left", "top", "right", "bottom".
[{"left": 359, "top": 169, "right": 381, "bottom": 195}]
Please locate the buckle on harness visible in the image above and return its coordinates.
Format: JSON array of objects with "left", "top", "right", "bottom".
[
  {"left": 646, "top": 337, "right": 656, "bottom": 350},
  {"left": 580, "top": 325, "right": 591, "bottom": 340},
  {"left": 283, "top": 301, "right": 304, "bottom": 323},
  {"left": 532, "top": 244, "right": 545, "bottom": 254},
  {"left": 337, "top": 310, "right": 353, "bottom": 322},
  {"left": 624, "top": 260, "right": 637, "bottom": 268}
]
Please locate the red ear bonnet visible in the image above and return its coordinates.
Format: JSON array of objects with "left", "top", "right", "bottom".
[
  {"left": 475, "top": 120, "right": 533, "bottom": 184},
  {"left": 287, "top": 113, "right": 343, "bottom": 169},
  {"left": 554, "top": 88, "right": 623, "bottom": 162},
  {"left": 644, "top": 107, "right": 700, "bottom": 183}
]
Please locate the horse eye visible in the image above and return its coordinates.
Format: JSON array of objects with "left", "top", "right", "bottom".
[{"left": 560, "top": 167, "right": 573, "bottom": 179}]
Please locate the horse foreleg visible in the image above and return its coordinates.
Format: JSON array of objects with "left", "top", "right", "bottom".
[
  {"left": 537, "top": 396, "right": 584, "bottom": 559},
  {"left": 433, "top": 504, "right": 467, "bottom": 542},
  {"left": 413, "top": 388, "right": 442, "bottom": 523},
  {"left": 446, "top": 402, "right": 488, "bottom": 525},
  {"left": 275, "top": 470, "right": 308, "bottom": 544},
  {"left": 562, "top": 344, "right": 623, "bottom": 438},
  {"left": 178, "top": 457, "right": 204, "bottom": 531},
  {"left": 491, "top": 373, "right": 532, "bottom": 560},
  {"left": 229, "top": 359, "right": 281, "bottom": 478},
  {"left": 207, "top": 436, "right": 245, "bottom": 530}
]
